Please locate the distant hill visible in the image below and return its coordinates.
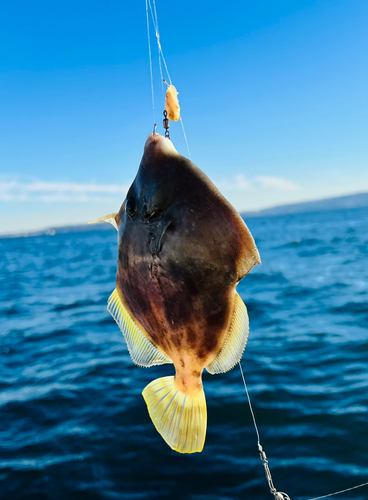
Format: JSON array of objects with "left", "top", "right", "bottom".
[
  {"left": 241, "top": 192, "right": 368, "bottom": 218},
  {"left": 1, "top": 192, "right": 367, "bottom": 239},
  {"left": 0, "top": 222, "right": 113, "bottom": 239}
]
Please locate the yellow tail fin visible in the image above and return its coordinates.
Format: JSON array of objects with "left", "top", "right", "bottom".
[{"left": 142, "top": 376, "right": 207, "bottom": 454}]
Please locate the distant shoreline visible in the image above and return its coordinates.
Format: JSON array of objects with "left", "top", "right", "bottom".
[
  {"left": 240, "top": 191, "right": 368, "bottom": 218},
  {"left": 1, "top": 192, "right": 367, "bottom": 240}
]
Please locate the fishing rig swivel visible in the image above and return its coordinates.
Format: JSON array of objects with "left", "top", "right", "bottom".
[
  {"left": 163, "top": 110, "right": 170, "bottom": 139},
  {"left": 239, "top": 362, "right": 292, "bottom": 500},
  {"left": 258, "top": 444, "right": 291, "bottom": 500}
]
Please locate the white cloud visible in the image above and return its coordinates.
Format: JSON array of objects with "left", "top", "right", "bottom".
[
  {"left": 255, "top": 176, "right": 299, "bottom": 191},
  {"left": 0, "top": 174, "right": 299, "bottom": 205},
  {"left": 215, "top": 174, "right": 299, "bottom": 192},
  {"left": 0, "top": 180, "right": 129, "bottom": 202},
  {"left": 216, "top": 174, "right": 253, "bottom": 191}
]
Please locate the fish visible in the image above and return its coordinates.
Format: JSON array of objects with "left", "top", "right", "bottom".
[{"left": 91, "top": 133, "right": 260, "bottom": 453}]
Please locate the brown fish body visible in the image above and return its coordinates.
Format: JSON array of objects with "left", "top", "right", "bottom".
[
  {"left": 115, "top": 134, "right": 259, "bottom": 395},
  {"left": 95, "top": 133, "right": 260, "bottom": 452}
]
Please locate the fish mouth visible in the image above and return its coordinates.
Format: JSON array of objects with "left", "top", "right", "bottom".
[{"left": 149, "top": 219, "right": 174, "bottom": 256}]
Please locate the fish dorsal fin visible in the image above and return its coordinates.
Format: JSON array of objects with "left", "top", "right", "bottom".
[
  {"left": 89, "top": 213, "right": 118, "bottom": 231},
  {"left": 108, "top": 289, "right": 172, "bottom": 367},
  {"left": 205, "top": 293, "right": 249, "bottom": 374}
]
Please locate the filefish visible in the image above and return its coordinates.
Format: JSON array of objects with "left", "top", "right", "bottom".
[{"left": 92, "top": 133, "right": 260, "bottom": 453}]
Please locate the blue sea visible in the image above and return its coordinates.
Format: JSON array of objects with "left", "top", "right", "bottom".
[{"left": 1, "top": 207, "right": 367, "bottom": 500}]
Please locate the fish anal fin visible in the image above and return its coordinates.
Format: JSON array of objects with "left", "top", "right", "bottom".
[
  {"left": 206, "top": 292, "right": 249, "bottom": 375},
  {"left": 108, "top": 289, "right": 172, "bottom": 367},
  {"left": 142, "top": 376, "right": 207, "bottom": 453},
  {"left": 89, "top": 213, "right": 118, "bottom": 231}
]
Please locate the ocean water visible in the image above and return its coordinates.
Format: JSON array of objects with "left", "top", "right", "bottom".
[{"left": 1, "top": 207, "right": 367, "bottom": 500}]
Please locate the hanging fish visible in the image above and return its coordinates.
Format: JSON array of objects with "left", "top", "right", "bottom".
[
  {"left": 164, "top": 81, "right": 180, "bottom": 121},
  {"left": 91, "top": 133, "right": 260, "bottom": 453}
]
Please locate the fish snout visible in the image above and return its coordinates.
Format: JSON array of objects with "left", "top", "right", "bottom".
[{"left": 145, "top": 133, "right": 178, "bottom": 156}]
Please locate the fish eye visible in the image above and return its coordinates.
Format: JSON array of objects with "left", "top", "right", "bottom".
[{"left": 126, "top": 196, "right": 137, "bottom": 218}]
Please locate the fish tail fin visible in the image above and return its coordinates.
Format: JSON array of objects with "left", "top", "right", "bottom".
[{"left": 142, "top": 376, "right": 207, "bottom": 454}]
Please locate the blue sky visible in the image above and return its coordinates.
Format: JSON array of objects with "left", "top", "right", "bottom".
[{"left": 0, "top": 0, "right": 367, "bottom": 234}]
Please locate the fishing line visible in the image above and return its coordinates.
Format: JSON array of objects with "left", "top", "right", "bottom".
[
  {"left": 151, "top": 0, "right": 164, "bottom": 101},
  {"left": 239, "top": 362, "right": 260, "bottom": 445},
  {"left": 145, "top": 0, "right": 155, "bottom": 122},
  {"left": 239, "top": 362, "right": 291, "bottom": 500},
  {"left": 148, "top": 0, "right": 172, "bottom": 86},
  {"left": 180, "top": 117, "right": 191, "bottom": 160},
  {"left": 145, "top": 0, "right": 191, "bottom": 158},
  {"left": 307, "top": 481, "right": 368, "bottom": 500},
  {"left": 239, "top": 363, "right": 368, "bottom": 500}
]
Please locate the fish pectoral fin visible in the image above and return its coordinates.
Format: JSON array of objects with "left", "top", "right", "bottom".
[
  {"left": 143, "top": 376, "right": 207, "bottom": 454},
  {"left": 206, "top": 292, "right": 249, "bottom": 374},
  {"left": 88, "top": 213, "right": 118, "bottom": 231},
  {"left": 108, "top": 289, "right": 172, "bottom": 367}
]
